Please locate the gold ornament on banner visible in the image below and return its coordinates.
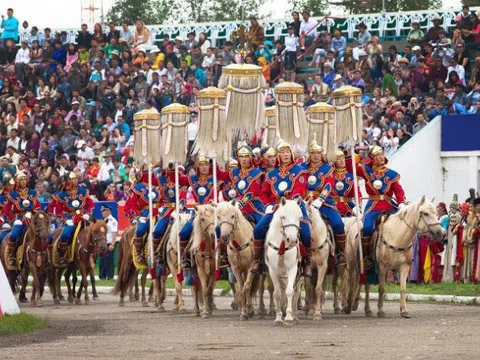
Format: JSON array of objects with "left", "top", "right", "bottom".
[
  {"left": 160, "top": 103, "right": 189, "bottom": 165},
  {"left": 274, "top": 82, "right": 308, "bottom": 148},
  {"left": 133, "top": 107, "right": 162, "bottom": 165},
  {"left": 306, "top": 102, "right": 336, "bottom": 162},
  {"left": 218, "top": 64, "right": 266, "bottom": 138}
]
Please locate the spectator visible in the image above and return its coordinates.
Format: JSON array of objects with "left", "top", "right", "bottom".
[
  {"left": 425, "top": 15, "right": 445, "bottom": 42},
  {"left": 300, "top": 11, "right": 317, "bottom": 51},
  {"left": 322, "top": 62, "right": 335, "bottom": 88},
  {"left": 99, "top": 205, "right": 117, "bottom": 280},
  {"left": 247, "top": 17, "right": 265, "bottom": 50},
  {"left": 407, "top": 21, "right": 425, "bottom": 45},
  {"left": 412, "top": 113, "right": 428, "bottom": 135},
  {"left": 356, "top": 23, "right": 372, "bottom": 47},
  {"left": 76, "top": 140, "right": 94, "bottom": 172},
  {"left": 0, "top": 8, "right": 19, "bottom": 43},
  {"left": 331, "top": 29, "right": 346, "bottom": 61},
  {"left": 446, "top": 57, "right": 466, "bottom": 85},
  {"left": 77, "top": 23, "right": 92, "bottom": 50}
]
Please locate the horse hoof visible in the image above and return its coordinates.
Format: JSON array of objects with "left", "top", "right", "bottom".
[
  {"left": 313, "top": 315, "right": 322, "bottom": 321},
  {"left": 59, "top": 295, "right": 65, "bottom": 301},
  {"left": 85, "top": 300, "right": 90, "bottom": 306},
  {"left": 54, "top": 299, "right": 61, "bottom": 305},
  {"left": 334, "top": 308, "right": 341, "bottom": 315},
  {"left": 75, "top": 299, "right": 81, "bottom": 305},
  {"left": 377, "top": 311, "right": 385, "bottom": 318},
  {"left": 177, "top": 308, "right": 187, "bottom": 314},
  {"left": 268, "top": 310, "right": 276, "bottom": 317},
  {"left": 230, "top": 301, "right": 239, "bottom": 311},
  {"left": 157, "top": 305, "right": 166, "bottom": 312},
  {"left": 201, "top": 313, "right": 210, "bottom": 319},
  {"left": 134, "top": 294, "right": 140, "bottom": 301},
  {"left": 36, "top": 302, "right": 44, "bottom": 308},
  {"left": 148, "top": 296, "right": 155, "bottom": 302},
  {"left": 19, "top": 297, "right": 28, "bottom": 303},
  {"left": 93, "top": 295, "right": 99, "bottom": 300},
  {"left": 142, "top": 301, "right": 149, "bottom": 307},
  {"left": 400, "top": 311, "right": 410, "bottom": 319},
  {"left": 211, "top": 304, "right": 218, "bottom": 311},
  {"left": 273, "top": 319, "right": 283, "bottom": 326},
  {"left": 283, "top": 319, "right": 294, "bottom": 326},
  {"left": 240, "top": 314, "right": 248, "bottom": 321},
  {"left": 68, "top": 296, "right": 74, "bottom": 304},
  {"left": 195, "top": 312, "right": 200, "bottom": 317},
  {"left": 365, "top": 310, "right": 373, "bottom": 317},
  {"left": 118, "top": 302, "right": 125, "bottom": 307},
  {"left": 129, "top": 297, "right": 136, "bottom": 302},
  {"left": 293, "top": 318, "right": 300, "bottom": 325},
  {"left": 343, "top": 308, "right": 351, "bottom": 315},
  {"left": 297, "top": 304, "right": 304, "bottom": 311}
]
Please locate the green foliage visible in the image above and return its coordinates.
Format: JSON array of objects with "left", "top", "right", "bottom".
[
  {"left": 0, "top": 313, "right": 46, "bottom": 335},
  {"left": 288, "top": 0, "right": 330, "bottom": 17},
  {"left": 329, "top": 0, "right": 443, "bottom": 15},
  {"left": 106, "top": 0, "right": 172, "bottom": 25}
]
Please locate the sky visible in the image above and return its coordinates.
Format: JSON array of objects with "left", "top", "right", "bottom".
[{"left": 1, "top": 0, "right": 464, "bottom": 29}]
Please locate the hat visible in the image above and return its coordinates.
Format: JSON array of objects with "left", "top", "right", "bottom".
[
  {"left": 101, "top": 204, "right": 112, "bottom": 212},
  {"left": 175, "top": 36, "right": 183, "bottom": 42},
  {"left": 399, "top": 58, "right": 409, "bottom": 64},
  {"left": 432, "top": 14, "right": 441, "bottom": 21},
  {"left": 324, "top": 61, "right": 331, "bottom": 67},
  {"left": 137, "top": 47, "right": 146, "bottom": 54},
  {"left": 86, "top": 100, "right": 96, "bottom": 107},
  {"left": 166, "top": 44, "right": 173, "bottom": 51},
  {"left": 334, "top": 74, "right": 342, "bottom": 81},
  {"left": 119, "top": 37, "right": 127, "bottom": 43},
  {"left": 111, "top": 50, "right": 120, "bottom": 57},
  {"left": 264, "top": 40, "right": 273, "bottom": 47},
  {"left": 358, "top": 50, "right": 367, "bottom": 57},
  {"left": 76, "top": 140, "right": 86, "bottom": 148},
  {"left": 190, "top": 110, "right": 198, "bottom": 116},
  {"left": 71, "top": 100, "right": 79, "bottom": 105},
  {"left": 308, "top": 134, "right": 323, "bottom": 153},
  {"left": 411, "top": 20, "right": 420, "bottom": 25},
  {"left": 412, "top": 45, "right": 421, "bottom": 51},
  {"left": 149, "top": 45, "right": 160, "bottom": 53}
]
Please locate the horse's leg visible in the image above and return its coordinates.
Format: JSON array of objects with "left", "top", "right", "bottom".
[
  {"left": 171, "top": 255, "right": 186, "bottom": 312},
  {"left": 64, "top": 267, "right": 73, "bottom": 303},
  {"left": 283, "top": 266, "right": 297, "bottom": 326},
  {"left": 270, "top": 272, "right": 283, "bottom": 326},
  {"left": 141, "top": 270, "right": 148, "bottom": 307},
  {"left": 207, "top": 264, "right": 215, "bottom": 315},
  {"left": 196, "top": 259, "right": 210, "bottom": 318},
  {"left": 399, "top": 263, "right": 411, "bottom": 318},
  {"left": 30, "top": 262, "right": 43, "bottom": 307},
  {"left": 377, "top": 264, "right": 387, "bottom": 318},
  {"left": 134, "top": 270, "right": 140, "bottom": 301},
  {"left": 90, "top": 268, "right": 98, "bottom": 299},
  {"left": 314, "top": 261, "right": 328, "bottom": 320},
  {"left": 19, "top": 264, "right": 28, "bottom": 303},
  {"left": 75, "top": 264, "right": 85, "bottom": 305},
  {"left": 244, "top": 271, "right": 256, "bottom": 318},
  {"left": 267, "top": 273, "right": 275, "bottom": 316},
  {"left": 71, "top": 268, "right": 77, "bottom": 298},
  {"left": 233, "top": 266, "right": 247, "bottom": 320},
  {"left": 257, "top": 273, "right": 266, "bottom": 316},
  {"left": 332, "top": 269, "right": 341, "bottom": 314}
]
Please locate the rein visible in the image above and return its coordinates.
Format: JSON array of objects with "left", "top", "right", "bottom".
[{"left": 268, "top": 220, "right": 300, "bottom": 255}]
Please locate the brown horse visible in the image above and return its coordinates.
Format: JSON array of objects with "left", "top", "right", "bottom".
[
  {"left": 113, "top": 225, "right": 150, "bottom": 307},
  {"left": 0, "top": 212, "right": 51, "bottom": 306}
]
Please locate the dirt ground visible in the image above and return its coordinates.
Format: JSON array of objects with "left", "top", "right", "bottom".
[{"left": 1, "top": 293, "right": 480, "bottom": 360}]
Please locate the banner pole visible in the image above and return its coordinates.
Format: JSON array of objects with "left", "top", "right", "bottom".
[
  {"left": 212, "top": 155, "right": 220, "bottom": 280},
  {"left": 175, "top": 162, "right": 183, "bottom": 283},
  {"left": 147, "top": 163, "right": 156, "bottom": 279}
]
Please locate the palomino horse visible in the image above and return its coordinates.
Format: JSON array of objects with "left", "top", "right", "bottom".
[
  {"left": 265, "top": 197, "right": 304, "bottom": 326},
  {"left": 113, "top": 225, "right": 150, "bottom": 307},
  {"left": 216, "top": 200, "right": 258, "bottom": 321},
  {"left": 304, "top": 203, "right": 333, "bottom": 320},
  {"left": 343, "top": 196, "right": 444, "bottom": 318},
  {"left": 0, "top": 212, "right": 51, "bottom": 306},
  {"left": 190, "top": 204, "right": 217, "bottom": 318}
]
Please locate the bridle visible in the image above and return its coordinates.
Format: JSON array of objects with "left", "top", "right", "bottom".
[
  {"left": 403, "top": 210, "right": 441, "bottom": 236},
  {"left": 268, "top": 218, "right": 300, "bottom": 253}
]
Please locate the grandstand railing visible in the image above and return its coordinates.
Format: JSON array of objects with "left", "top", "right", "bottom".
[{"left": 16, "top": 7, "right": 477, "bottom": 47}]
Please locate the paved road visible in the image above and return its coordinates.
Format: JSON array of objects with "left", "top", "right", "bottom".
[{"left": 2, "top": 294, "right": 480, "bottom": 359}]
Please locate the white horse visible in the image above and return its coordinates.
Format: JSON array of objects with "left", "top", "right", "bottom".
[
  {"left": 265, "top": 197, "right": 304, "bottom": 326},
  {"left": 305, "top": 202, "right": 333, "bottom": 320},
  {"left": 343, "top": 196, "right": 444, "bottom": 318},
  {"left": 216, "top": 200, "right": 258, "bottom": 321},
  {"left": 154, "top": 211, "right": 192, "bottom": 312}
]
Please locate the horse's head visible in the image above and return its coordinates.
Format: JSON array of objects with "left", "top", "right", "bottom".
[
  {"left": 88, "top": 219, "right": 108, "bottom": 254},
  {"left": 31, "top": 212, "right": 51, "bottom": 243},
  {"left": 415, "top": 196, "right": 445, "bottom": 241},
  {"left": 275, "top": 197, "right": 303, "bottom": 246},
  {"left": 216, "top": 200, "right": 240, "bottom": 243},
  {"left": 196, "top": 204, "right": 216, "bottom": 241}
]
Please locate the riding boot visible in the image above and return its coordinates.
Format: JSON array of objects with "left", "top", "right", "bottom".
[
  {"left": 335, "top": 234, "right": 347, "bottom": 265},
  {"left": 251, "top": 240, "right": 264, "bottom": 274},
  {"left": 152, "top": 238, "right": 161, "bottom": 264},
  {"left": 361, "top": 236, "right": 374, "bottom": 270},
  {"left": 7, "top": 242, "right": 16, "bottom": 267},
  {"left": 133, "top": 237, "right": 146, "bottom": 265},
  {"left": 303, "top": 247, "right": 313, "bottom": 277},
  {"left": 180, "top": 240, "right": 191, "bottom": 269},
  {"left": 57, "top": 242, "right": 69, "bottom": 265}
]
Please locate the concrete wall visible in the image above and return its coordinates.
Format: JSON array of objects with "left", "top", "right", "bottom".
[{"left": 389, "top": 116, "right": 480, "bottom": 204}]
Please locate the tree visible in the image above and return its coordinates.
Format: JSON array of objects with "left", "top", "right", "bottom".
[
  {"left": 329, "top": 0, "right": 442, "bottom": 15},
  {"left": 461, "top": 0, "right": 478, "bottom": 7},
  {"left": 288, "top": 0, "right": 329, "bottom": 17},
  {"left": 106, "top": 0, "right": 172, "bottom": 25}
]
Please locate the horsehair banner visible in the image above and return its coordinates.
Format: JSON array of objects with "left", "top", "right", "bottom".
[
  {"left": 306, "top": 102, "right": 336, "bottom": 162},
  {"left": 160, "top": 103, "right": 189, "bottom": 165},
  {"left": 274, "top": 82, "right": 308, "bottom": 148},
  {"left": 262, "top": 106, "right": 277, "bottom": 148},
  {"left": 331, "top": 85, "right": 363, "bottom": 144},
  {"left": 194, "top": 87, "right": 229, "bottom": 167},
  {"left": 133, "top": 107, "right": 161, "bottom": 165},
  {"left": 218, "top": 64, "right": 266, "bottom": 138}
]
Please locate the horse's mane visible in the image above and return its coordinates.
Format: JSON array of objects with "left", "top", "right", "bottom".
[
  {"left": 270, "top": 200, "right": 302, "bottom": 229},
  {"left": 87, "top": 220, "right": 107, "bottom": 235},
  {"left": 393, "top": 197, "right": 433, "bottom": 221}
]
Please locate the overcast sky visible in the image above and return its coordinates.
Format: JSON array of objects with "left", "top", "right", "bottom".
[{"left": 1, "top": 0, "right": 463, "bottom": 29}]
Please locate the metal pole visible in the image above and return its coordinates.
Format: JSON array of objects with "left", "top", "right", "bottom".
[
  {"left": 175, "top": 162, "right": 183, "bottom": 283},
  {"left": 147, "top": 163, "right": 154, "bottom": 272},
  {"left": 350, "top": 146, "right": 366, "bottom": 283},
  {"left": 212, "top": 155, "right": 220, "bottom": 280}
]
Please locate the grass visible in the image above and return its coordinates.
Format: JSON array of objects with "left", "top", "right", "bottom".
[{"left": 0, "top": 313, "right": 46, "bottom": 336}]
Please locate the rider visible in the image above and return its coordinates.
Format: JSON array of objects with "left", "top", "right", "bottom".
[
  {"left": 252, "top": 139, "right": 312, "bottom": 276},
  {"left": 3, "top": 172, "right": 40, "bottom": 268},
  {"left": 302, "top": 137, "right": 346, "bottom": 262},
  {"left": 218, "top": 142, "right": 265, "bottom": 224},
  {"left": 48, "top": 171, "right": 95, "bottom": 265},
  {"left": 221, "top": 159, "right": 239, "bottom": 201},
  {"left": 331, "top": 149, "right": 359, "bottom": 217},
  {"left": 170, "top": 152, "right": 222, "bottom": 266},
  {"left": 124, "top": 167, "right": 160, "bottom": 266},
  {"left": 0, "top": 176, "right": 14, "bottom": 235},
  {"left": 260, "top": 146, "right": 277, "bottom": 173},
  {"left": 346, "top": 146, "right": 406, "bottom": 268}
]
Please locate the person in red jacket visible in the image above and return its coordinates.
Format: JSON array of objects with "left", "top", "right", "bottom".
[
  {"left": 331, "top": 149, "right": 361, "bottom": 217},
  {"left": 346, "top": 146, "right": 406, "bottom": 268},
  {"left": 47, "top": 172, "right": 95, "bottom": 265}
]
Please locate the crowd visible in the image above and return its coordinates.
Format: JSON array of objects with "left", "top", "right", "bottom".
[{"left": 0, "top": 6, "right": 479, "bottom": 203}]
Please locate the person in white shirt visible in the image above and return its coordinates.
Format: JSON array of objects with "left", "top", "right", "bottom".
[
  {"left": 96, "top": 153, "right": 114, "bottom": 199},
  {"left": 5, "top": 146, "right": 20, "bottom": 166},
  {"left": 76, "top": 140, "right": 94, "bottom": 172},
  {"left": 187, "top": 111, "right": 198, "bottom": 154},
  {"left": 6, "top": 129, "right": 20, "bottom": 150},
  {"left": 300, "top": 11, "right": 318, "bottom": 51},
  {"left": 284, "top": 25, "right": 299, "bottom": 74},
  {"left": 15, "top": 40, "right": 31, "bottom": 64},
  {"left": 446, "top": 57, "right": 466, "bottom": 86},
  {"left": 99, "top": 205, "right": 118, "bottom": 279},
  {"left": 202, "top": 47, "right": 216, "bottom": 69}
]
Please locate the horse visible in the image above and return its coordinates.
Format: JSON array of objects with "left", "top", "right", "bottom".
[
  {"left": 342, "top": 196, "right": 444, "bottom": 318},
  {"left": 0, "top": 212, "right": 51, "bottom": 306},
  {"left": 216, "top": 200, "right": 259, "bottom": 321},
  {"left": 154, "top": 211, "right": 192, "bottom": 312},
  {"left": 265, "top": 197, "right": 304, "bottom": 326},
  {"left": 189, "top": 204, "right": 217, "bottom": 318},
  {"left": 113, "top": 225, "right": 150, "bottom": 307},
  {"left": 304, "top": 202, "right": 333, "bottom": 320},
  {"left": 257, "top": 272, "right": 275, "bottom": 317}
]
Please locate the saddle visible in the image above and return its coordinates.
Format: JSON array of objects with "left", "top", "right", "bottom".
[
  {"left": 3, "top": 237, "right": 24, "bottom": 271},
  {"left": 369, "top": 213, "right": 391, "bottom": 265},
  {"left": 131, "top": 232, "right": 150, "bottom": 271}
]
